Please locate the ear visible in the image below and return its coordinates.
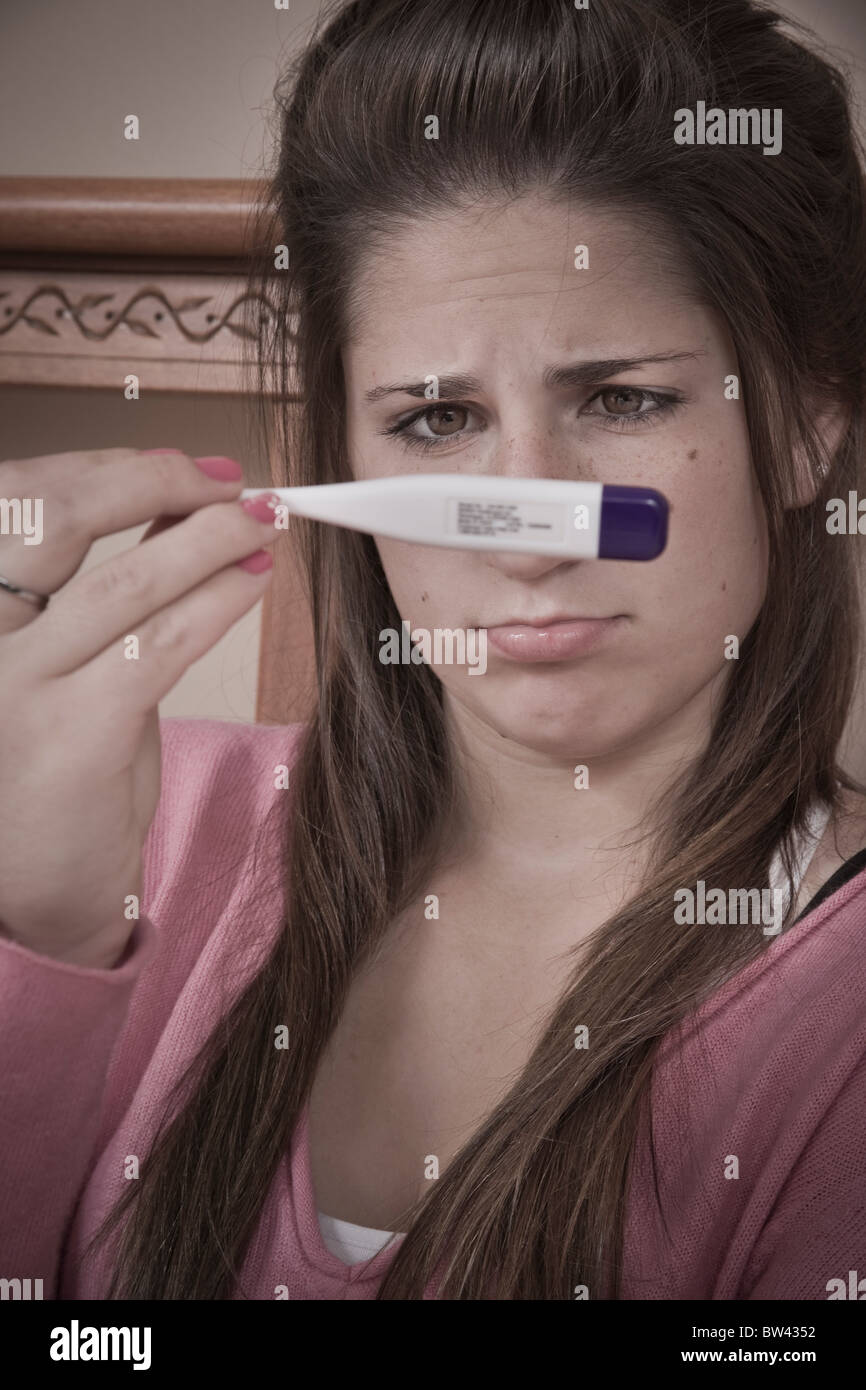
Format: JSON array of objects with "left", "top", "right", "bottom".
[{"left": 786, "top": 403, "right": 848, "bottom": 509}]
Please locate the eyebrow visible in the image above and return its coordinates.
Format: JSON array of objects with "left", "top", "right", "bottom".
[{"left": 362, "top": 351, "right": 706, "bottom": 403}]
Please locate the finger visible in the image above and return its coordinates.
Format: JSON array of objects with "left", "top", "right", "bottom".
[
  {"left": 70, "top": 547, "right": 275, "bottom": 723},
  {"left": 0, "top": 558, "right": 50, "bottom": 636},
  {"left": 0, "top": 450, "right": 246, "bottom": 635},
  {"left": 0, "top": 520, "right": 51, "bottom": 637},
  {"left": 13, "top": 493, "right": 282, "bottom": 677}
]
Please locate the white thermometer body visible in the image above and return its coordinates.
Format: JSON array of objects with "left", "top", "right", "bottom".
[{"left": 239, "top": 474, "right": 668, "bottom": 560}]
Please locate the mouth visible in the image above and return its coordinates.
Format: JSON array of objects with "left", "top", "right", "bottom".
[{"left": 483, "top": 614, "right": 626, "bottom": 663}]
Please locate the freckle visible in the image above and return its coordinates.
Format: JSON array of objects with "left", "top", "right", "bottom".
[
  {"left": 688, "top": 449, "right": 698, "bottom": 460},
  {"left": 721, "top": 580, "right": 727, "bottom": 591},
  {"left": 420, "top": 591, "right": 428, "bottom": 602}
]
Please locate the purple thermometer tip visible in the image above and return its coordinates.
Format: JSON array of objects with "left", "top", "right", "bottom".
[{"left": 598, "top": 485, "right": 668, "bottom": 561}]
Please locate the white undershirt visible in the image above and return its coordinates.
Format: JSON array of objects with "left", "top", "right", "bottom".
[
  {"left": 316, "top": 800, "right": 833, "bottom": 1266},
  {"left": 317, "top": 1210, "right": 400, "bottom": 1264},
  {"left": 767, "top": 799, "right": 832, "bottom": 914}
]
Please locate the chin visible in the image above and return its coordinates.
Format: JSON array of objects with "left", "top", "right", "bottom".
[{"left": 471, "top": 697, "right": 621, "bottom": 761}]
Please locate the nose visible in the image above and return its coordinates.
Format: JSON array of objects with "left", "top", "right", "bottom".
[
  {"left": 481, "top": 548, "right": 584, "bottom": 581},
  {"left": 479, "top": 446, "right": 597, "bottom": 580}
]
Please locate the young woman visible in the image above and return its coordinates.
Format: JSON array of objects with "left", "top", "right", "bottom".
[{"left": 2, "top": 0, "right": 865, "bottom": 1301}]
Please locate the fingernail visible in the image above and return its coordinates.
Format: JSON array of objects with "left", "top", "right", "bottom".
[
  {"left": 141, "top": 448, "right": 185, "bottom": 455},
  {"left": 240, "top": 493, "right": 279, "bottom": 522},
  {"left": 236, "top": 549, "right": 274, "bottom": 574},
  {"left": 194, "top": 456, "right": 244, "bottom": 481}
]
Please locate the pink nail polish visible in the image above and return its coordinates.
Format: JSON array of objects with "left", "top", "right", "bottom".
[
  {"left": 194, "top": 456, "right": 244, "bottom": 481},
  {"left": 237, "top": 550, "right": 273, "bottom": 574},
  {"left": 240, "top": 493, "right": 279, "bottom": 522}
]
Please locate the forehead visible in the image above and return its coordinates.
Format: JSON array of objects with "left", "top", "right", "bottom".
[{"left": 342, "top": 194, "right": 703, "bottom": 369}]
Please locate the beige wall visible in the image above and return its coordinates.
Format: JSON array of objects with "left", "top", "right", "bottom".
[{"left": 1, "top": 0, "right": 865, "bottom": 755}]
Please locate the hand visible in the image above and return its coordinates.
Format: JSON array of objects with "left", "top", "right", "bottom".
[{"left": 0, "top": 448, "right": 280, "bottom": 966}]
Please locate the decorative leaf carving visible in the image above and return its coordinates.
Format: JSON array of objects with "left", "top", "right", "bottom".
[
  {"left": 21, "top": 315, "right": 58, "bottom": 336},
  {"left": 0, "top": 284, "right": 281, "bottom": 348},
  {"left": 124, "top": 318, "right": 158, "bottom": 337}
]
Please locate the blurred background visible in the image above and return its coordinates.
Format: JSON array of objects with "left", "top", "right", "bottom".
[{"left": 0, "top": 0, "right": 864, "bottom": 752}]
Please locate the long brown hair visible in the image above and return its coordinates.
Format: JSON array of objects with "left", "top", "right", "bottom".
[{"left": 88, "top": 0, "right": 866, "bottom": 1298}]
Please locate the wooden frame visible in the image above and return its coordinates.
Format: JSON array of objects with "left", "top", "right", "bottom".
[{"left": 0, "top": 176, "right": 315, "bottom": 725}]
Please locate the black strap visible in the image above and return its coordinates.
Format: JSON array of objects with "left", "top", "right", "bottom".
[{"left": 792, "top": 847, "right": 866, "bottom": 924}]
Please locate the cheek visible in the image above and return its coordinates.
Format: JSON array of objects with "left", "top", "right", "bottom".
[
  {"left": 648, "top": 449, "right": 768, "bottom": 664},
  {"left": 375, "top": 541, "right": 464, "bottom": 618},
  {"left": 684, "top": 448, "right": 765, "bottom": 585}
]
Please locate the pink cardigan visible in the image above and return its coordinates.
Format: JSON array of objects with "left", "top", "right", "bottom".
[{"left": 2, "top": 716, "right": 865, "bottom": 1300}]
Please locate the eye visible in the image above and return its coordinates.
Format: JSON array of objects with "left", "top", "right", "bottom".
[
  {"left": 380, "top": 402, "right": 480, "bottom": 452},
  {"left": 582, "top": 387, "right": 680, "bottom": 430},
  {"left": 593, "top": 388, "right": 653, "bottom": 415}
]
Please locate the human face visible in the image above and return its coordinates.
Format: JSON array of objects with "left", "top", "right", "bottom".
[{"left": 341, "top": 196, "right": 768, "bottom": 762}]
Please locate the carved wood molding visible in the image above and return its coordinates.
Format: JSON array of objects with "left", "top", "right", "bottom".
[
  {"left": 0, "top": 177, "right": 297, "bottom": 394},
  {"left": 0, "top": 269, "right": 285, "bottom": 392}
]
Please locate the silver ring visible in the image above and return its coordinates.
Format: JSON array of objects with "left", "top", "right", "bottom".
[{"left": 0, "top": 573, "right": 50, "bottom": 611}]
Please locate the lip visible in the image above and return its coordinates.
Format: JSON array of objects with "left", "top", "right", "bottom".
[{"left": 485, "top": 615, "right": 625, "bottom": 663}]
